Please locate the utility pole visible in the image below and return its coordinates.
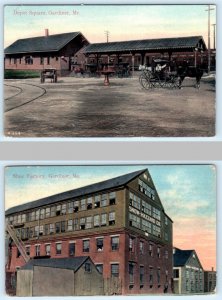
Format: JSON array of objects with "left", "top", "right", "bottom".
[
  {"left": 212, "top": 24, "right": 216, "bottom": 50},
  {"left": 205, "top": 5, "right": 215, "bottom": 74},
  {"left": 104, "top": 30, "right": 110, "bottom": 43}
]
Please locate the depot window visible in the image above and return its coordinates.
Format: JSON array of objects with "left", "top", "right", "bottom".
[
  {"left": 109, "top": 212, "right": 115, "bottom": 225},
  {"left": 61, "top": 221, "right": 66, "bottom": 232},
  {"left": 25, "top": 56, "right": 33, "bottom": 65},
  {"left": 139, "top": 241, "right": 144, "bottom": 254},
  {"left": 111, "top": 264, "right": 119, "bottom": 277},
  {"left": 80, "top": 199, "right": 86, "bottom": 211},
  {"left": 111, "top": 236, "right": 119, "bottom": 251},
  {"left": 109, "top": 192, "right": 116, "bottom": 205},
  {"left": 94, "top": 215, "right": 100, "bottom": 227},
  {"left": 157, "top": 247, "right": 161, "bottom": 258},
  {"left": 80, "top": 218, "right": 86, "bottom": 230},
  {"left": 68, "top": 202, "right": 74, "bottom": 213},
  {"left": 40, "top": 209, "right": 45, "bottom": 220},
  {"left": 94, "top": 195, "right": 100, "bottom": 208},
  {"left": 45, "top": 207, "right": 50, "bottom": 218},
  {"left": 67, "top": 219, "right": 73, "bottom": 231},
  {"left": 49, "top": 223, "right": 54, "bottom": 234},
  {"left": 51, "top": 206, "right": 56, "bottom": 217},
  {"left": 174, "top": 269, "right": 179, "bottom": 278},
  {"left": 129, "top": 236, "right": 135, "bottom": 252},
  {"left": 74, "top": 201, "right": 79, "bottom": 212},
  {"left": 69, "top": 242, "right": 75, "bottom": 256},
  {"left": 61, "top": 204, "right": 66, "bottom": 215},
  {"left": 86, "top": 216, "right": 92, "bottom": 229},
  {"left": 129, "top": 262, "right": 135, "bottom": 284},
  {"left": 35, "top": 245, "right": 40, "bottom": 256},
  {"left": 101, "top": 213, "right": 107, "bottom": 226},
  {"left": 140, "top": 266, "right": 144, "bottom": 287},
  {"left": 87, "top": 197, "right": 93, "bottom": 209},
  {"left": 157, "top": 269, "right": 161, "bottom": 285},
  {"left": 149, "top": 244, "right": 153, "bottom": 257},
  {"left": 56, "top": 205, "right": 61, "bottom": 216},
  {"left": 45, "top": 244, "right": 51, "bottom": 256},
  {"left": 149, "top": 267, "right": 153, "bottom": 286},
  {"left": 101, "top": 194, "right": 107, "bottom": 207},
  {"left": 55, "top": 222, "right": 61, "bottom": 233}
]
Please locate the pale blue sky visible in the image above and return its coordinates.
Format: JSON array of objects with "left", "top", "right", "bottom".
[
  {"left": 4, "top": 5, "right": 216, "bottom": 47},
  {"left": 4, "top": 165, "right": 216, "bottom": 269}
]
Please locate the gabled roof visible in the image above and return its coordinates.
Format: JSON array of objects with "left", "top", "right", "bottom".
[
  {"left": 21, "top": 256, "right": 89, "bottom": 271},
  {"left": 5, "top": 169, "right": 146, "bottom": 215},
  {"left": 174, "top": 248, "right": 193, "bottom": 267},
  {"left": 4, "top": 32, "right": 85, "bottom": 55},
  {"left": 84, "top": 36, "right": 206, "bottom": 54}
]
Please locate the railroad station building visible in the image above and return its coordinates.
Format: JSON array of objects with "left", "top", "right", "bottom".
[
  {"left": 4, "top": 30, "right": 89, "bottom": 76},
  {"left": 5, "top": 168, "right": 173, "bottom": 295},
  {"left": 173, "top": 247, "right": 204, "bottom": 294}
]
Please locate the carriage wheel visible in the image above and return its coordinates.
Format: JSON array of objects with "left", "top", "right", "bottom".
[{"left": 139, "top": 73, "right": 152, "bottom": 90}]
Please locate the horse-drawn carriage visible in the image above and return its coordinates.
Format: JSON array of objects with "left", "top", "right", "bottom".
[
  {"left": 40, "top": 68, "right": 57, "bottom": 83},
  {"left": 139, "top": 59, "right": 204, "bottom": 89}
]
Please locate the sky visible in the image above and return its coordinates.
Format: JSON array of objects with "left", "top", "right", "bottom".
[
  {"left": 4, "top": 5, "right": 216, "bottom": 48},
  {"left": 4, "top": 164, "right": 216, "bottom": 271}
]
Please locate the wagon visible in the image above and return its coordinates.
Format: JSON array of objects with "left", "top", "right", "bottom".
[
  {"left": 40, "top": 68, "right": 57, "bottom": 83},
  {"left": 139, "top": 59, "right": 180, "bottom": 89}
]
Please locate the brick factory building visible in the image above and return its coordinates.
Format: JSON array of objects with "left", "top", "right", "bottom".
[
  {"left": 4, "top": 30, "right": 89, "bottom": 76},
  {"left": 5, "top": 169, "right": 173, "bottom": 295}
]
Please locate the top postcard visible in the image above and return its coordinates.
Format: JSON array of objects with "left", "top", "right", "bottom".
[{"left": 4, "top": 4, "right": 216, "bottom": 138}]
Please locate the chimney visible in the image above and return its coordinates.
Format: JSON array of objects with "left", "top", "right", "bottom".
[
  {"left": 212, "top": 267, "right": 214, "bottom": 272},
  {"left": 45, "top": 29, "right": 49, "bottom": 37}
]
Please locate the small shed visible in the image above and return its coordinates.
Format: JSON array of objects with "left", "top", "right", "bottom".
[{"left": 16, "top": 256, "right": 104, "bottom": 296}]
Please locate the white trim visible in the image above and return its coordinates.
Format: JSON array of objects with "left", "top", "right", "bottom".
[
  {"left": 69, "top": 240, "right": 76, "bottom": 244},
  {"left": 110, "top": 234, "right": 120, "bottom": 237},
  {"left": 44, "top": 242, "right": 51, "bottom": 245},
  {"left": 110, "top": 262, "right": 120, "bottom": 264},
  {"left": 82, "top": 238, "right": 90, "bottom": 241},
  {"left": 96, "top": 236, "right": 104, "bottom": 239},
  {"left": 55, "top": 241, "right": 62, "bottom": 244},
  {"left": 34, "top": 244, "right": 41, "bottom": 246}
]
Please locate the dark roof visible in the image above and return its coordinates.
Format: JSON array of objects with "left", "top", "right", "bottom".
[
  {"left": 84, "top": 36, "right": 206, "bottom": 54},
  {"left": 4, "top": 32, "right": 82, "bottom": 55},
  {"left": 5, "top": 169, "right": 146, "bottom": 215},
  {"left": 173, "top": 248, "right": 193, "bottom": 267},
  {"left": 21, "top": 256, "right": 89, "bottom": 271}
]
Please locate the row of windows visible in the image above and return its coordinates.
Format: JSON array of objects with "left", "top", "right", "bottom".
[
  {"left": 20, "top": 235, "right": 120, "bottom": 258},
  {"left": 138, "top": 179, "right": 156, "bottom": 200},
  {"left": 15, "top": 212, "right": 116, "bottom": 239},
  {"left": 129, "top": 191, "right": 161, "bottom": 221},
  {"left": 129, "top": 212, "right": 161, "bottom": 238},
  {"left": 6, "top": 192, "right": 116, "bottom": 225},
  {"left": 7, "top": 56, "right": 59, "bottom": 65},
  {"left": 129, "top": 236, "right": 169, "bottom": 259}
]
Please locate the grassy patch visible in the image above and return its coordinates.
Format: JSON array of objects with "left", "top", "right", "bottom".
[{"left": 4, "top": 70, "right": 40, "bottom": 79}]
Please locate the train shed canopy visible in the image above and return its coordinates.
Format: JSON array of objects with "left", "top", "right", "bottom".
[{"left": 84, "top": 36, "right": 207, "bottom": 55}]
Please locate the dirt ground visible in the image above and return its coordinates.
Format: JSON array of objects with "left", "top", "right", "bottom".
[{"left": 4, "top": 75, "right": 215, "bottom": 137}]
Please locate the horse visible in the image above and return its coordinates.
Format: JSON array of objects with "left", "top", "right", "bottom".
[{"left": 177, "top": 64, "right": 204, "bottom": 89}]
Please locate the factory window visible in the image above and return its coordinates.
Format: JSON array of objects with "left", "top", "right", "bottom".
[
  {"left": 25, "top": 246, "right": 30, "bottom": 256},
  {"left": 111, "top": 236, "right": 119, "bottom": 251},
  {"left": 109, "top": 212, "right": 115, "bottom": 225},
  {"left": 101, "top": 194, "right": 107, "bottom": 207},
  {"left": 31, "top": 211, "right": 35, "bottom": 221},
  {"left": 149, "top": 244, "right": 153, "bottom": 257},
  {"left": 96, "top": 264, "right": 103, "bottom": 274},
  {"left": 29, "top": 227, "right": 33, "bottom": 238},
  {"left": 141, "top": 200, "right": 152, "bottom": 215},
  {"left": 45, "top": 244, "right": 51, "bottom": 256},
  {"left": 17, "top": 249, "right": 21, "bottom": 258},
  {"left": 55, "top": 222, "right": 61, "bottom": 233},
  {"left": 45, "top": 224, "right": 49, "bottom": 235},
  {"left": 138, "top": 179, "right": 155, "bottom": 200},
  {"left": 140, "top": 241, "right": 144, "bottom": 254},
  {"left": 87, "top": 197, "right": 93, "bottom": 209},
  {"left": 129, "top": 262, "right": 135, "bottom": 284},
  {"left": 35, "top": 245, "right": 40, "bottom": 257},
  {"left": 157, "top": 247, "right": 161, "bottom": 258},
  {"left": 40, "top": 209, "right": 45, "bottom": 220},
  {"left": 61, "top": 221, "right": 66, "bottom": 232},
  {"left": 174, "top": 269, "right": 179, "bottom": 278},
  {"left": 140, "top": 266, "right": 144, "bottom": 287},
  {"left": 129, "top": 213, "right": 140, "bottom": 229},
  {"left": 94, "top": 215, "right": 100, "bottom": 227},
  {"left": 149, "top": 267, "right": 153, "bottom": 286},
  {"left": 96, "top": 238, "right": 104, "bottom": 251},
  {"left": 17, "top": 214, "right": 21, "bottom": 223},
  {"left": 165, "top": 250, "right": 168, "bottom": 259},
  {"left": 35, "top": 210, "right": 40, "bottom": 220},
  {"left": 101, "top": 213, "right": 107, "bottom": 226},
  {"left": 129, "top": 192, "right": 140, "bottom": 210},
  {"left": 51, "top": 206, "right": 56, "bottom": 217},
  {"left": 157, "top": 269, "right": 161, "bottom": 286},
  {"left": 69, "top": 242, "right": 75, "bottom": 256},
  {"left": 56, "top": 243, "right": 62, "bottom": 255},
  {"left": 85, "top": 262, "right": 91, "bottom": 273},
  {"left": 153, "top": 207, "right": 161, "bottom": 221},
  {"left": 141, "top": 219, "right": 152, "bottom": 233},
  {"left": 49, "top": 223, "right": 54, "bottom": 234},
  {"left": 80, "top": 199, "right": 86, "bottom": 211},
  {"left": 153, "top": 225, "right": 161, "bottom": 238},
  {"left": 56, "top": 205, "right": 61, "bottom": 216},
  {"left": 45, "top": 207, "right": 50, "bottom": 218},
  {"left": 40, "top": 57, "right": 44, "bottom": 65},
  {"left": 80, "top": 218, "right": 86, "bottom": 230},
  {"left": 34, "top": 226, "right": 39, "bottom": 237},
  {"left": 109, "top": 192, "right": 116, "bottom": 205},
  {"left": 83, "top": 239, "right": 90, "bottom": 252},
  {"left": 61, "top": 204, "right": 67, "bottom": 215},
  {"left": 47, "top": 57, "right": 50, "bottom": 65},
  {"left": 94, "top": 195, "right": 100, "bottom": 208},
  {"left": 68, "top": 202, "right": 74, "bottom": 213},
  {"left": 129, "top": 236, "right": 135, "bottom": 252},
  {"left": 39, "top": 225, "right": 44, "bottom": 236},
  {"left": 111, "top": 264, "right": 119, "bottom": 277},
  {"left": 67, "top": 219, "right": 73, "bottom": 231},
  {"left": 73, "top": 218, "right": 78, "bottom": 230},
  {"left": 74, "top": 201, "right": 79, "bottom": 212},
  {"left": 86, "top": 216, "right": 92, "bottom": 229}
]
